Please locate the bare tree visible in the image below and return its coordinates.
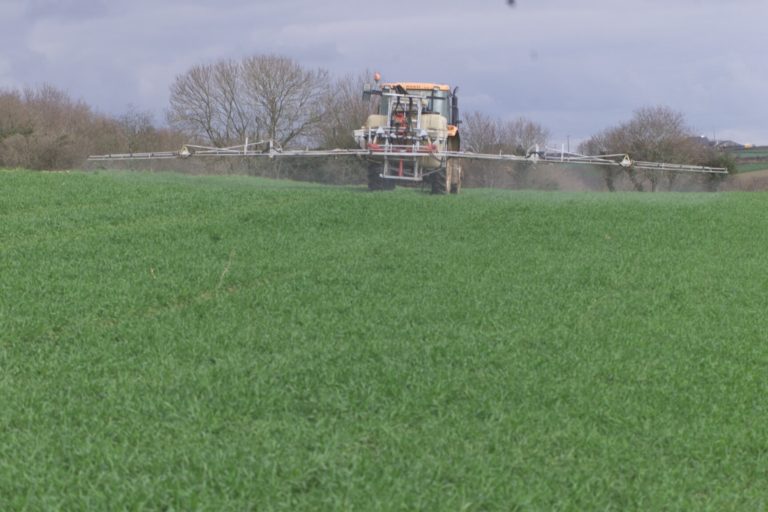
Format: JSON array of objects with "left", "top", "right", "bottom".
[
  {"left": 461, "top": 111, "right": 549, "bottom": 188},
  {"left": 580, "top": 106, "right": 720, "bottom": 192},
  {"left": 241, "top": 55, "right": 329, "bottom": 148},
  {"left": 168, "top": 55, "right": 329, "bottom": 149},
  {"left": 0, "top": 83, "right": 188, "bottom": 170},
  {"left": 0, "top": 90, "right": 33, "bottom": 142},
  {"left": 462, "top": 111, "right": 548, "bottom": 154},
  {"left": 18, "top": 85, "right": 94, "bottom": 169},
  {"left": 461, "top": 111, "right": 508, "bottom": 154},
  {"left": 168, "top": 64, "right": 228, "bottom": 146},
  {"left": 315, "top": 71, "right": 375, "bottom": 149},
  {"left": 119, "top": 104, "right": 156, "bottom": 153},
  {"left": 578, "top": 132, "right": 622, "bottom": 192},
  {"left": 211, "top": 59, "right": 253, "bottom": 144},
  {"left": 506, "top": 117, "right": 550, "bottom": 154},
  {"left": 84, "top": 115, "right": 129, "bottom": 157},
  {"left": 118, "top": 104, "right": 186, "bottom": 154},
  {"left": 0, "top": 90, "right": 32, "bottom": 168},
  {"left": 0, "top": 84, "right": 127, "bottom": 169}
]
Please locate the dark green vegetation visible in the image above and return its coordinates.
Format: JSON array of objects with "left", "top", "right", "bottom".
[{"left": 2, "top": 170, "right": 768, "bottom": 510}]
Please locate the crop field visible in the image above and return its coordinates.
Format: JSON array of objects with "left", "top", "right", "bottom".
[
  {"left": 2, "top": 169, "right": 768, "bottom": 510},
  {"left": 730, "top": 148, "right": 768, "bottom": 160},
  {"left": 735, "top": 162, "right": 768, "bottom": 174},
  {"left": 730, "top": 147, "right": 768, "bottom": 175}
]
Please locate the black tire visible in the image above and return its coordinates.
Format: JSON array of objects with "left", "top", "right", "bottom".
[
  {"left": 368, "top": 165, "right": 384, "bottom": 191},
  {"left": 368, "top": 164, "right": 395, "bottom": 191},
  {"left": 431, "top": 169, "right": 448, "bottom": 195}
]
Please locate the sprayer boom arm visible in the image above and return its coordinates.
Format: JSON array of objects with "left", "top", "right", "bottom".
[{"left": 87, "top": 140, "right": 728, "bottom": 175}]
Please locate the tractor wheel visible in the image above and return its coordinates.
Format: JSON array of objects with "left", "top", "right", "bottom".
[
  {"left": 431, "top": 168, "right": 449, "bottom": 195},
  {"left": 368, "top": 165, "right": 383, "bottom": 191},
  {"left": 367, "top": 164, "right": 395, "bottom": 191}
]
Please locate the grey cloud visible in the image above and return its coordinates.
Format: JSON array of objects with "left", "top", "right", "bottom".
[
  {"left": 24, "top": 0, "right": 109, "bottom": 19},
  {"left": 5, "top": 0, "right": 768, "bottom": 143}
]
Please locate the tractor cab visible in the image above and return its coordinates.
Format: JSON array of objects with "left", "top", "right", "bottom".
[{"left": 363, "top": 82, "right": 460, "bottom": 134}]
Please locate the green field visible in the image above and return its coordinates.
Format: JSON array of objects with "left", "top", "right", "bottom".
[
  {"left": 730, "top": 149, "right": 768, "bottom": 160},
  {"left": 729, "top": 147, "right": 768, "bottom": 174},
  {"left": 735, "top": 162, "right": 768, "bottom": 173},
  {"left": 2, "top": 170, "right": 768, "bottom": 510}
]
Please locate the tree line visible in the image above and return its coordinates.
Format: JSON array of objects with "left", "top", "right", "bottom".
[
  {"left": 0, "top": 85, "right": 183, "bottom": 170},
  {"left": 1, "top": 52, "right": 735, "bottom": 189},
  {"left": 167, "top": 55, "right": 371, "bottom": 150},
  {"left": 579, "top": 106, "right": 734, "bottom": 191}
]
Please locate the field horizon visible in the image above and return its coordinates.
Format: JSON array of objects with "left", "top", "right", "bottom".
[{"left": 2, "top": 169, "right": 767, "bottom": 510}]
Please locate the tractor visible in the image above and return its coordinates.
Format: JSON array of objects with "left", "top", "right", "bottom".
[{"left": 355, "top": 78, "right": 462, "bottom": 194}]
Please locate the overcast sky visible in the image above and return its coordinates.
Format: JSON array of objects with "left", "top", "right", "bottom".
[{"left": 2, "top": 0, "right": 767, "bottom": 145}]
